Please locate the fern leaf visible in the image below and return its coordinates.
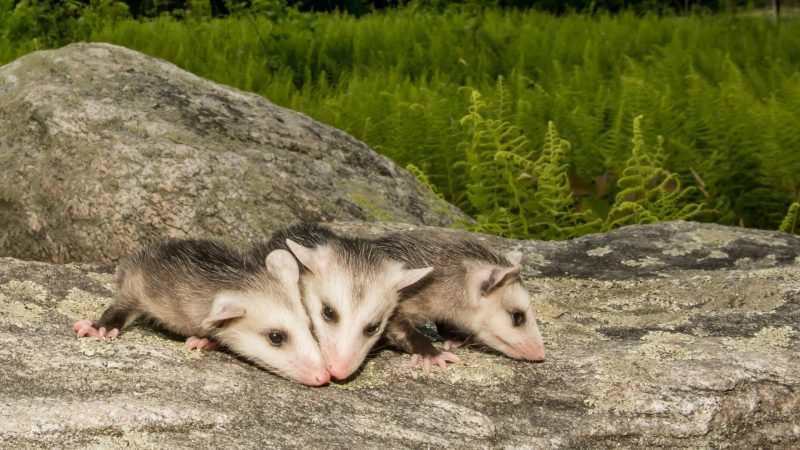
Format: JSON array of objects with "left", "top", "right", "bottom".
[
  {"left": 779, "top": 202, "right": 800, "bottom": 234},
  {"left": 604, "top": 116, "right": 708, "bottom": 231}
]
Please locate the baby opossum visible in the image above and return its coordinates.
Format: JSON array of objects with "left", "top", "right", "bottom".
[
  {"left": 72, "top": 239, "right": 330, "bottom": 386},
  {"left": 375, "top": 231, "right": 546, "bottom": 372},
  {"left": 248, "top": 223, "right": 432, "bottom": 380}
]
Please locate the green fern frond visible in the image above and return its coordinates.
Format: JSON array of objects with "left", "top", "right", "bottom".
[
  {"left": 458, "top": 93, "right": 602, "bottom": 239},
  {"left": 779, "top": 202, "right": 799, "bottom": 234},
  {"left": 604, "top": 116, "right": 708, "bottom": 231},
  {"left": 406, "top": 163, "right": 444, "bottom": 200}
]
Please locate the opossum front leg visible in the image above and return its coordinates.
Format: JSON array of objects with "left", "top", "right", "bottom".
[
  {"left": 185, "top": 336, "right": 219, "bottom": 351},
  {"left": 73, "top": 297, "right": 141, "bottom": 339},
  {"left": 387, "top": 319, "right": 461, "bottom": 373}
]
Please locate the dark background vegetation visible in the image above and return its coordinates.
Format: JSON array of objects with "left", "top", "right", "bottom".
[{"left": 0, "top": 0, "right": 782, "bottom": 20}]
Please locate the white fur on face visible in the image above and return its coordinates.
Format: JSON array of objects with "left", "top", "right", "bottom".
[
  {"left": 301, "top": 265, "right": 402, "bottom": 380},
  {"left": 288, "top": 241, "right": 431, "bottom": 380},
  {"left": 472, "top": 282, "right": 546, "bottom": 361},
  {"left": 214, "top": 290, "right": 329, "bottom": 386}
]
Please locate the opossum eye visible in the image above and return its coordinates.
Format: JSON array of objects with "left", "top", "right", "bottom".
[
  {"left": 363, "top": 323, "right": 380, "bottom": 336},
  {"left": 510, "top": 310, "right": 526, "bottom": 327},
  {"left": 322, "top": 305, "right": 338, "bottom": 322},
  {"left": 267, "top": 331, "right": 285, "bottom": 346}
]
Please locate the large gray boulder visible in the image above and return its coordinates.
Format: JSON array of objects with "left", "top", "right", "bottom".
[
  {"left": 1, "top": 221, "right": 798, "bottom": 448},
  {"left": 0, "top": 43, "right": 461, "bottom": 264}
]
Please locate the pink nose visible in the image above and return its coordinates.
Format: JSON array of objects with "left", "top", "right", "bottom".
[
  {"left": 303, "top": 369, "right": 331, "bottom": 386},
  {"left": 526, "top": 346, "right": 546, "bottom": 361},
  {"left": 313, "top": 370, "right": 331, "bottom": 386},
  {"left": 328, "top": 363, "right": 352, "bottom": 381}
]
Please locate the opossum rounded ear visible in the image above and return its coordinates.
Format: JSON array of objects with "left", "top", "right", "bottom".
[
  {"left": 202, "top": 293, "right": 247, "bottom": 329},
  {"left": 504, "top": 251, "right": 523, "bottom": 267},
  {"left": 389, "top": 264, "right": 433, "bottom": 291},
  {"left": 472, "top": 266, "right": 522, "bottom": 297},
  {"left": 266, "top": 249, "right": 300, "bottom": 285},
  {"left": 285, "top": 239, "right": 325, "bottom": 274}
]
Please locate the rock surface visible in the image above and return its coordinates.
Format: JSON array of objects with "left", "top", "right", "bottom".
[
  {"left": 0, "top": 43, "right": 461, "bottom": 264},
  {"left": 2, "top": 221, "right": 799, "bottom": 448}
]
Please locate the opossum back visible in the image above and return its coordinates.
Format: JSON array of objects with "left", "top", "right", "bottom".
[
  {"left": 248, "top": 223, "right": 338, "bottom": 268},
  {"left": 113, "top": 239, "right": 291, "bottom": 336},
  {"left": 375, "top": 233, "right": 508, "bottom": 269},
  {"left": 118, "top": 239, "right": 252, "bottom": 299},
  {"left": 248, "top": 223, "right": 387, "bottom": 276}
]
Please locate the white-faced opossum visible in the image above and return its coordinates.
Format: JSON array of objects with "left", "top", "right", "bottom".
[
  {"left": 374, "top": 232, "right": 545, "bottom": 372},
  {"left": 72, "top": 239, "right": 330, "bottom": 386},
  {"left": 248, "top": 223, "right": 432, "bottom": 380}
]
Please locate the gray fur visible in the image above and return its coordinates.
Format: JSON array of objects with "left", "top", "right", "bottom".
[
  {"left": 375, "top": 233, "right": 513, "bottom": 320},
  {"left": 375, "top": 231, "right": 545, "bottom": 361},
  {"left": 85, "top": 238, "right": 331, "bottom": 385},
  {"left": 99, "top": 239, "right": 289, "bottom": 337}
]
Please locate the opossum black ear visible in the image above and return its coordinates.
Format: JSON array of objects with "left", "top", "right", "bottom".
[
  {"left": 476, "top": 266, "right": 521, "bottom": 296},
  {"left": 285, "top": 239, "right": 326, "bottom": 275},
  {"left": 389, "top": 264, "right": 432, "bottom": 291},
  {"left": 202, "top": 293, "right": 247, "bottom": 329},
  {"left": 504, "top": 251, "right": 523, "bottom": 267},
  {"left": 266, "top": 249, "right": 300, "bottom": 286}
]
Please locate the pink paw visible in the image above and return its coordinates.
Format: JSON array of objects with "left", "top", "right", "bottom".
[
  {"left": 443, "top": 340, "right": 465, "bottom": 351},
  {"left": 185, "top": 336, "right": 218, "bottom": 351},
  {"left": 409, "top": 352, "right": 462, "bottom": 374},
  {"left": 73, "top": 319, "right": 119, "bottom": 338}
]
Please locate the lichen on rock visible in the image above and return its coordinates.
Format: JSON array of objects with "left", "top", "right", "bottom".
[{"left": 1, "top": 221, "right": 798, "bottom": 447}]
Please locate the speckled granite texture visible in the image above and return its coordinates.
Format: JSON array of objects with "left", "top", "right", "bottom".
[
  {"left": 1, "top": 221, "right": 798, "bottom": 448},
  {"left": 0, "top": 43, "right": 461, "bottom": 264}
]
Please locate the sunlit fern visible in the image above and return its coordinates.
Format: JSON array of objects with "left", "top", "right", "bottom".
[{"left": 603, "top": 116, "right": 708, "bottom": 231}]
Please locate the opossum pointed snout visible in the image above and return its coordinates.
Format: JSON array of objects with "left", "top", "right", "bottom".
[
  {"left": 517, "top": 341, "right": 546, "bottom": 361},
  {"left": 292, "top": 359, "right": 331, "bottom": 386},
  {"left": 324, "top": 347, "right": 356, "bottom": 380},
  {"left": 315, "top": 370, "right": 331, "bottom": 385},
  {"left": 525, "top": 345, "right": 546, "bottom": 361},
  {"left": 304, "top": 369, "right": 331, "bottom": 387},
  {"left": 327, "top": 361, "right": 354, "bottom": 381}
]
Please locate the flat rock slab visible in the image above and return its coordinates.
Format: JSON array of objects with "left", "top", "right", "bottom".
[
  {"left": 0, "top": 43, "right": 461, "bottom": 264},
  {"left": 1, "top": 221, "right": 798, "bottom": 448}
]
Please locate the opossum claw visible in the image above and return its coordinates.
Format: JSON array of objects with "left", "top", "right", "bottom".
[
  {"left": 409, "top": 352, "right": 461, "bottom": 373},
  {"left": 423, "top": 357, "right": 432, "bottom": 374},
  {"left": 438, "top": 351, "right": 462, "bottom": 367},
  {"left": 73, "top": 319, "right": 94, "bottom": 336},
  {"left": 73, "top": 319, "right": 118, "bottom": 339}
]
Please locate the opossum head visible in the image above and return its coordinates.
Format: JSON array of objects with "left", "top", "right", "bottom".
[
  {"left": 202, "top": 249, "right": 330, "bottom": 386},
  {"left": 465, "top": 251, "right": 546, "bottom": 361},
  {"left": 287, "top": 238, "right": 432, "bottom": 381}
]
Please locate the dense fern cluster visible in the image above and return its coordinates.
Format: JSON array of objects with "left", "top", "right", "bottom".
[
  {"left": 455, "top": 93, "right": 706, "bottom": 239},
  {"left": 2, "top": 7, "right": 798, "bottom": 237}
]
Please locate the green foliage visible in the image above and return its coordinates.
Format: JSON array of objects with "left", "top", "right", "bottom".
[
  {"left": 779, "top": 203, "right": 800, "bottom": 234},
  {"left": 456, "top": 85, "right": 602, "bottom": 239},
  {"left": 406, "top": 163, "right": 443, "bottom": 200},
  {"left": 453, "top": 98, "right": 705, "bottom": 238},
  {"left": 1, "top": 7, "right": 798, "bottom": 239},
  {"left": 603, "top": 116, "right": 708, "bottom": 230},
  {"left": 457, "top": 86, "right": 530, "bottom": 232},
  {"left": 0, "top": 0, "right": 129, "bottom": 46}
]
